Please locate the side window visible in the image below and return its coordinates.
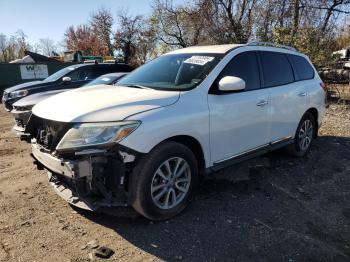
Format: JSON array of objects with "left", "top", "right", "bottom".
[
  {"left": 288, "top": 54, "right": 314, "bottom": 80},
  {"left": 78, "top": 67, "right": 93, "bottom": 80},
  {"left": 91, "top": 66, "right": 111, "bottom": 78},
  {"left": 67, "top": 67, "right": 92, "bottom": 81},
  {"left": 218, "top": 51, "right": 260, "bottom": 91},
  {"left": 260, "top": 51, "right": 294, "bottom": 87}
]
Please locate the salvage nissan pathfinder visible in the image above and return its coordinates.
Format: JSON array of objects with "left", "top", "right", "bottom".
[{"left": 27, "top": 42, "right": 326, "bottom": 220}]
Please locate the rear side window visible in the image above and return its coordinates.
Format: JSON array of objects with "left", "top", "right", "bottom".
[
  {"left": 218, "top": 51, "right": 260, "bottom": 91},
  {"left": 288, "top": 54, "right": 314, "bottom": 80},
  {"left": 91, "top": 66, "right": 113, "bottom": 78},
  {"left": 91, "top": 65, "right": 134, "bottom": 78},
  {"left": 260, "top": 51, "right": 294, "bottom": 87},
  {"left": 113, "top": 64, "right": 134, "bottom": 72}
]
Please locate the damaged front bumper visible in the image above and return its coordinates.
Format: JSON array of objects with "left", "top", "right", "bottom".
[
  {"left": 31, "top": 142, "right": 139, "bottom": 212},
  {"left": 11, "top": 108, "right": 32, "bottom": 134}
]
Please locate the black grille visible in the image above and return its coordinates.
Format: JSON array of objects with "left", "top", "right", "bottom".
[
  {"left": 15, "top": 118, "right": 25, "bottom": 128},
  {"left": 14, "top": 105, "right": 32, "bottom": 111},
  {"left": 26, "top": 115, "right": 73, "bottom": 151}
]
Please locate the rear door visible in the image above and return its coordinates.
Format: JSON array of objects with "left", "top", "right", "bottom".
[
  {"left": 208, "top": 51, "right": 270, "bottom": 164},
  {"left": 259, "top": 51, "right": 308, "bottom": 143},
  {"left": 90, "top": 66, "right": 112, "bottom": 79}
]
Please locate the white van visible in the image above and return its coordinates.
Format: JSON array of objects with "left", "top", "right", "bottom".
[{"left": 27, "top": 42, "right": 326, "bottom": 220}]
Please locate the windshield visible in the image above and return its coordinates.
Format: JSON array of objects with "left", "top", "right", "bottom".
[
  {"left": 84, "top": 76, "right": 115, "bottom": 87},
  {"left": 42, "top": 66, "right": 77, "bottom": 82},
  {"left": 117, "top": 53, "right": 223, "bottom": 90}
]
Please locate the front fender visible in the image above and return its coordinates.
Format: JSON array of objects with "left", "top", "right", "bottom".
[{"left": 120, "top": 91, "right": 211, "bottom": 167}]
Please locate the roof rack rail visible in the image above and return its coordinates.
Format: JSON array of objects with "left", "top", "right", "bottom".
[{"left": 247, "top": 41, "right": 298, "bottom": 52}]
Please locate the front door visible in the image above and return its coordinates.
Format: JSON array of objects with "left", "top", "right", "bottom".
[{"left": 208, "top": 51, "right": 270, "bottom": 164}]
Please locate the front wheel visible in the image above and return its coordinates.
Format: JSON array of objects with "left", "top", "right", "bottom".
[
  {"left": 287, "top": 112, "right": 316, "bottom": 157},
  {"left": 131, "top": 141, "right": 198, "bottom": 220}
]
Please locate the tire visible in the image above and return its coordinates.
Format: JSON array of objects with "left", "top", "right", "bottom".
[
  {"left": 130, "top": 141, "right": 198, "bottom": 220},
  {"left": 287, "top": 112, "right": 316, "bottom": 157}
]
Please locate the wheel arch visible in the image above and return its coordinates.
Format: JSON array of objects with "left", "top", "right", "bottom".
[
  {"left": 305, "top": 107, "right": 319, "bottom": 137},
  {"left": 161, "top": 135, "right": 206, "bottom": 176}
]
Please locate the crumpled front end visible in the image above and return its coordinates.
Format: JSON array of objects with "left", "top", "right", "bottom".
[
  {"left": 11, "top": 105, "right": 33, "bottom": 134},
  {"left": 27, "top": 114, "right": 140, "bottom": 211}
]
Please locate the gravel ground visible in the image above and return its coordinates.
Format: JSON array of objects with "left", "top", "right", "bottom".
[{"left": 0, "top": 94, "right": 349, "bottom": 262}]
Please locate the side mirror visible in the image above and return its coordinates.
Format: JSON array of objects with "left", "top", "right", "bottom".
[
  {"left": 218, "top": 76, "right": 245, "bottom": 92},
  {"left": 62, "top": 76, "right": 72, "bottom": 83}
]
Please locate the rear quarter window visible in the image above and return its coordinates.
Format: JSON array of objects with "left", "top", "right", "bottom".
[
  {"left": 260, "top": 51, "right": 294, "bottom": 87},
  {"left": 288, "top": 54, "right": 314, "bottom": 80}
]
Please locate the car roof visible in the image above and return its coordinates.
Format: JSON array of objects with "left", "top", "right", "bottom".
[
  {"left": 167, "top": 44, "right": 244, "bottom": 54},
  {"left": 165, "top": 43, "right": 303, "bottom": 56},
  {"left": 97, "top": 72, "right": 128, "bottom": 78},
  {"left": 65, "top": 63, "right": 133, "bottom": 69}
]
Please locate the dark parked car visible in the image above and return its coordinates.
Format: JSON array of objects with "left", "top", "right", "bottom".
[
  {"left": 11, "top": 72, "right": 129, "bottom": 133},
  {"left": 2, "top": 63, "right": 134, "bottom": 111},
  {"left": 83, "top": 72, "right": 128, "bottom": 87}
]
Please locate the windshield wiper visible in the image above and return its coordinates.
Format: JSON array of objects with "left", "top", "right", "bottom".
[{"left": 123, "top": 84, "right": 151, "bottom": 89}]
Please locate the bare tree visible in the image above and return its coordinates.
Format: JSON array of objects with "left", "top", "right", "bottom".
[
  {"left": 114, "top": 13, "right": 142, "bottom": 63},
  {"left": 152, "top": 0, "right": 208, "bottom": 47},
  {"left": 0, "top": 34, "right": 8, "bottom": 62},
  {"left": 56, "top": 0, "right": 349, "bottom": 68},
  {"left": 90, "top": 8, "right": 114, "bottom": 56},
  {"left": 15, "top": 30, "right": 28, "bottom": 58},
  {"left": 114, "top": 12, "right": 157, "bottom": 65},
  {"left": 291, "top": 0, "right": 300, "bottom": 42},
  {"left": 0, "top": 30, "right": 31, "bottom": 62},
  {"left": 211, "top": 0, "right": 258, "bottom": 43},
  {"left": 37, "top": 38, "right": 56, "bottom": 56}
]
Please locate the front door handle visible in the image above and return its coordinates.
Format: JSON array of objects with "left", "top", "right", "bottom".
[
  {"left": 256, "top": 100, "right": 268, "bottom": 106},
  {"left": 298, "top": 92, "right": 307, "bottom": 97}
]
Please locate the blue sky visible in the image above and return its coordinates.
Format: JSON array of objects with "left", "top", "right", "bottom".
[{"left": 0, "top": 0, "right": 157, "bottom": 45}]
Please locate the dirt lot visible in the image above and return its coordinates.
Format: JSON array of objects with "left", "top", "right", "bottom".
[{"left": 0, "top": 93, "right": 350, "bottom": 262}]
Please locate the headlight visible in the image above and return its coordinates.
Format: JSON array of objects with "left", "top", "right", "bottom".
[
  {"left": 9, "top": 90, "right": 28, "bottom": 99},
  {"left": 56, "top": 121, "right": 140, "bottom": 151}
]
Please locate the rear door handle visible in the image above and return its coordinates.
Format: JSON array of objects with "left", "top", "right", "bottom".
[
  {"left": 298, "top": 92, "right": 307, "bottom": 97},
  {"left": 256, "top": 100, "right": 268, "bottom": 106}
]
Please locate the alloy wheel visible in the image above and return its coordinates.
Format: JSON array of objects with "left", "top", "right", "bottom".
[
  {"left": 151, "top": 157, "right": 191, "bottom": 210},
  {"left": 298, "top": 119, "right": 313, "bottom": 151}
]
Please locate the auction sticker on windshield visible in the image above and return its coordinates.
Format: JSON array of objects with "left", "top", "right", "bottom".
[{"left": 184, "top": 56, "right": 214, "bottom": 66}]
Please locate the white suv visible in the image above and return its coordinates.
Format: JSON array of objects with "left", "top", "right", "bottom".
[{"left": 27, "top": 42, "right": 326, "bottom": 220}]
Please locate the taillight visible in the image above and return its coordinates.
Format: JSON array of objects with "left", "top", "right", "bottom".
[{"left": 320, "top": 82, "right": 327, "bottom": 92}]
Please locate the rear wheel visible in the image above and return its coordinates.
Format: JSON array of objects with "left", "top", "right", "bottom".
[
  {"left": 131, "top": 141, "right": 198, "bottom": 220},
  {"left": 287, "top": 112, "right": 316, "bottom": 157}
]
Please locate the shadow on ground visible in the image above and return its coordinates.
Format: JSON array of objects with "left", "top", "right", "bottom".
[{"left": 76, "top": 136, "right": 350, "bottom": 262}]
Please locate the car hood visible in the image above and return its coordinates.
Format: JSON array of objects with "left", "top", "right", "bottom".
[
  {"left": 13, "top": 89, "right": 72, "bottom": 107},
  {"left": 5, "top": 80, "right": 44, "bottom": 93},
  {"left": 32, "top": 85, "right": 180, "bottom": 122}
]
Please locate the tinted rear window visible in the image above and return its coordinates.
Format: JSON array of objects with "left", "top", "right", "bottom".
[
  {"left": 288, "top": 54, "right": 314, "bottom": 80},
  {"left": 260, "top": 51, "right": 294, "bottom": 87},
  {"left": 91, "top": 64, "right": 134, "bottom": 78}
]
